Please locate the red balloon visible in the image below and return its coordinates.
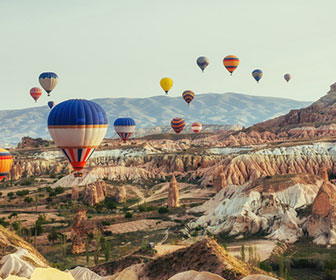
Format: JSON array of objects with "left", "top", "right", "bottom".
[{"left": 30, "top": 87, "right": 42, "bottom": 103}]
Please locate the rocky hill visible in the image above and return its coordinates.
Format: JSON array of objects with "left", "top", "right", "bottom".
[
  {"left": 0, "top": 92, "right": 310, "bottom": 146},
  {"left": 254, "top": 83, "right": 336, "bottom": 131},
  {"left": 93, "top": 238, "right": 273, "bottom": 280}
]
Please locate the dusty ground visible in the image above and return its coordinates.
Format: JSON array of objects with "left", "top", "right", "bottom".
[
  {"left": 103, "top": 219, "right": 177, "bottom": 234},
  {"left": 154, "top": 244, "right": 186, "bottom": 257}
]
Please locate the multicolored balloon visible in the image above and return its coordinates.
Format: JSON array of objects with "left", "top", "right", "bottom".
[
  {"left": 171, "top": 118, "right": 185, "bottom": 134},
  {"left": 252, "top": 69, "right": 263, "bottom": 83},
  {"left": 196, "top": 56, "right": 209, "bottom": 72},
  {"left": 160, "top": 77, "right": 173, "bottom": 94},
  {"left": 284, "top": 73, "right": 291, "bottom": 82},
  {"left": 39, "top": 72, "right": 58, "bottom": 96},
  {"left": 48, "top": 101, "right": 55, "bottom": 109},
  {"left": 30, "top": 87, "right": 42, "bottom": 103},
  {"left": 191, "top": 122, "right": 202, "bottom": 133},
  {"left": 48, "top": 99, "right": 108, "bottom": 173},
  {"left": 223, "top": 55, "right": 239, "bottom": 75},
  {"left": 114, "top": 118, "right": 136, "bottom": 142},
  {"left": 182, "top": 90, "right": 195, "bottom": 106},
  {"left": 0, "top": 148, "right": 13, "bottom": 182}
]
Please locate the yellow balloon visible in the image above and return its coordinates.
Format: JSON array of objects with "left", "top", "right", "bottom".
[{"left": 160, "top": 77, "right": 173, "bottom": 94}]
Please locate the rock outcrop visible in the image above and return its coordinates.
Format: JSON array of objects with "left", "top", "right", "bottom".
[
  {"left": 17, "top": 136, "right": 51, "bottom": 149},
  {"left": 115, "top": 186, "right": 126, "bottom": 204},
  {"left": 190, "top": 174, "right": 323, "bottom": 243},
  {"left": 83, "top": 181, "right": 107, "bottom": 206},
  {"left": 71, "top": 209, "right": 88, "bottom": 254},
  {"left": 308, "top": 181, "right": 336, "bottom": 244},
  {"left": 71, "top": 186, "right": 79, "bottom": 200},
  {"left": 168, "top": 175, "right": 179, "bottom": 208},
  {"left": 168, "top": 271, "right": 225, "bottom": 280}
]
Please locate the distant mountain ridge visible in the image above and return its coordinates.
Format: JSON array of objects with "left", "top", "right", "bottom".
[{"left": 0, "top": 92, "right": 310, "bottom": 146}]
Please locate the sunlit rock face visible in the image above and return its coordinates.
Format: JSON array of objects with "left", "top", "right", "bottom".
[
  {"left": 190, "top": 174, "right": 324, "bottom": 243},
  {"left": 308, "top": 181, "right": 336, "bottom": 245}
]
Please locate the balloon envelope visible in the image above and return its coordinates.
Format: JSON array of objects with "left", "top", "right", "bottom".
[
  {"left": 48, "top": 101, "right": 55, "bottom": 109},
  {"left": 223, "top": 55, "right": 239, "bottom": 75},
  {"left": 196, "top": 56, "right": 209, "bottom": 72},
  {"left": 284, "top": 73, "right": 291, "bottom": 82},
  {"left": 191, "top": 122, "right": 202, "bottom": 133},
  {"left": 160, "top": 78, "right": 173, "bottom": 94},
  {"left": 252, "top": 69, "right": 263, "bottom": 83},
  {"left": 30, "top": 87, "right": 42, "bottom": 103},
  {"left": 0, "top": 148, "right": 13, "bottom": 182},
  {"left": 171, "top": 118, "right": 185, "bottom": 134},
  {"left": 39, "top": 72, "right": 58, "bottom": 96},
  {"left": 182, "top": 90, "right": 195, "bottom": 105},
  {"left": 114, "top": 118, "right": 136, "bottom": 141},
  {"left": 48, "top": 99, "right": 108, "bottom": 172}
]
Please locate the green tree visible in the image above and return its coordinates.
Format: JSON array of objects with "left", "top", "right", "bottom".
[
  {"left": 279, "top": 255, "right": 285, "bottom": 278},
  {"left": 24, "top": 196, "right": 33, "bottom": 203},
  {"left": 240, "top": 244, "right": 246, "bottom": 262},
  {"left": 47, "top": 228, "right": 60, "bottom": 244},
  {"left": 104, "top": 241, "right": 111, "bottom": 262},
  {"left": 86, "top": 238, "right": 90, "bottom": 265}
]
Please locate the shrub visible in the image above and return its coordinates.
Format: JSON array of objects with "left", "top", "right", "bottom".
[
  {"left": 101, "top": 220, "right": 111, "bottom": 226},
  {"left": 158, "top": 207, "right": 169, "bottom": 214},
  {"left": 54, "top": 186, "right": 65, "bottom": 195},
  {"left": 125, "top": 212, "right": 133, "bottom": 219},
  {"left": 7, "top": 192, "right": 14, "bottom": 198},
  {"left": 24, "top": 196, "right": 33, "bottom": 203},
  {"left": 16, "top": 189, "right": 29, "bottom": 196}
]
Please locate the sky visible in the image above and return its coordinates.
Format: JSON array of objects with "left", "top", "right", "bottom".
[{"left": 1, "top": 0, "right": 336, "bottom": 110}]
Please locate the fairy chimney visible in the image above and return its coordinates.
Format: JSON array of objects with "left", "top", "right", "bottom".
[
  {"left": 216, "top": 172, "right": 226, "bottom": 193},
  {"left": 168, "top": 175, "right": 180, "bottom": 208}
]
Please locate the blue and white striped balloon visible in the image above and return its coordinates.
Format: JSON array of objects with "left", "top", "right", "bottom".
[
  {"left": 48, "top": 99, "right": 108, "bottom": 172},
  {"left": 114, "top": 118, "right": 136, "bottom": 141}
]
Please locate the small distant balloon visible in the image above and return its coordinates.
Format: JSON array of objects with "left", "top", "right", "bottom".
[
  {"left": 30, "top": 87, "right": 42, "bottom": 103},
  {"left": 191, "top": 122, "right": 202, "bottom": 133},
  {"left": 182, "top": 90, "right": 195, "bottom": 106},
  {"left": 39, "top": 72, "right": 58, "bottom": 96},
  {"left": 114, "top": 118, "right": 136, "bottom": 142},
  {"left": 196, "top": 56, "right": 209, "bottom": 72},
  {"left": 48, "top": 101, "right": 55, "bottom": 109},
  {"left": 284, "top": 73, "right": 291, "bottom": 82},
  {"left": 160, "top": 78, "right": 173, "bottom": 94},
  {"left": 223, "top": 55, "right": 239, "bottom": 75},
  {"left": 171, "top": 117, "right": 185, "bottom": 134},
  {"left": 252, "top": 69, "right": 263, "bottom": 83}
]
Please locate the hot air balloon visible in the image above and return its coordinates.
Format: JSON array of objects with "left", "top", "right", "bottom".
[
  {"left": 39, "top": 72, "right": 58, "bottom": 96},
  {"left": 252, "top": 69, "right": 263, "bottom": 83},
  {"left": 0, "top": 148, "right": 13, "bottom": 182},
  {"left": 191, "top": 122, "right": 202, "bottom": 133},
  {"left": 48, "top": 101, "right": 55, "bottom": 109},
  {"left": 114, "top": 118, "right": 136, "bottom": 142},
  {"left": 48, "top": 99, "right": 108, "bottom": 176},
  {"left": 171, "top": 118, "right": 185, "bottom": 134},
  {"left": 160, "top": 78, "right": 173, "bottom": 94},
  {"left": 182, "top": 90, "right": 195, "bottom": 106},
  {"left": 30, "top": 87, "right": 42, "bottom": 103},
  {"left": 196, "top": 56, "right": 209, "bottom": 72},
  {"left": 284, "top": 73, "right": 291, "bottom": 82},
  {"left": 223, "top": 55, "right": 239, "bottom": 75}
]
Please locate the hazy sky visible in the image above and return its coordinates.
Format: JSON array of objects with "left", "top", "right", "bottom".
[{"left": 1, "top": 0, "right": 336, "bottom": 110}]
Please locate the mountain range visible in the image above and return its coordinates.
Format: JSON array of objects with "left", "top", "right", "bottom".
[{"left": 0, "top": 92, "right": 311, "bottom": 146}]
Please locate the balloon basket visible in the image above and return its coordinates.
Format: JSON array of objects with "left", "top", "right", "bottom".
[{"left": 74, "top": 172, "right": 83, "bottom": 178}]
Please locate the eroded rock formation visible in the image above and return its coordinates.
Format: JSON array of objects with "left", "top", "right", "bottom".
[
  {"left": 168, "top": 175, "right": 179, "bottom": 208},
  {"left": 308, "top": 181, "right": 336, "bottom": 245},
  {"left": 71, "top": 209, "right": 88, "bottom": 254},
  {"left": 83, "top": 181, "right": 107, "bottom": 206},
  {"left": 115, "top": 186, "right": 127, "bottom": 203}
]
